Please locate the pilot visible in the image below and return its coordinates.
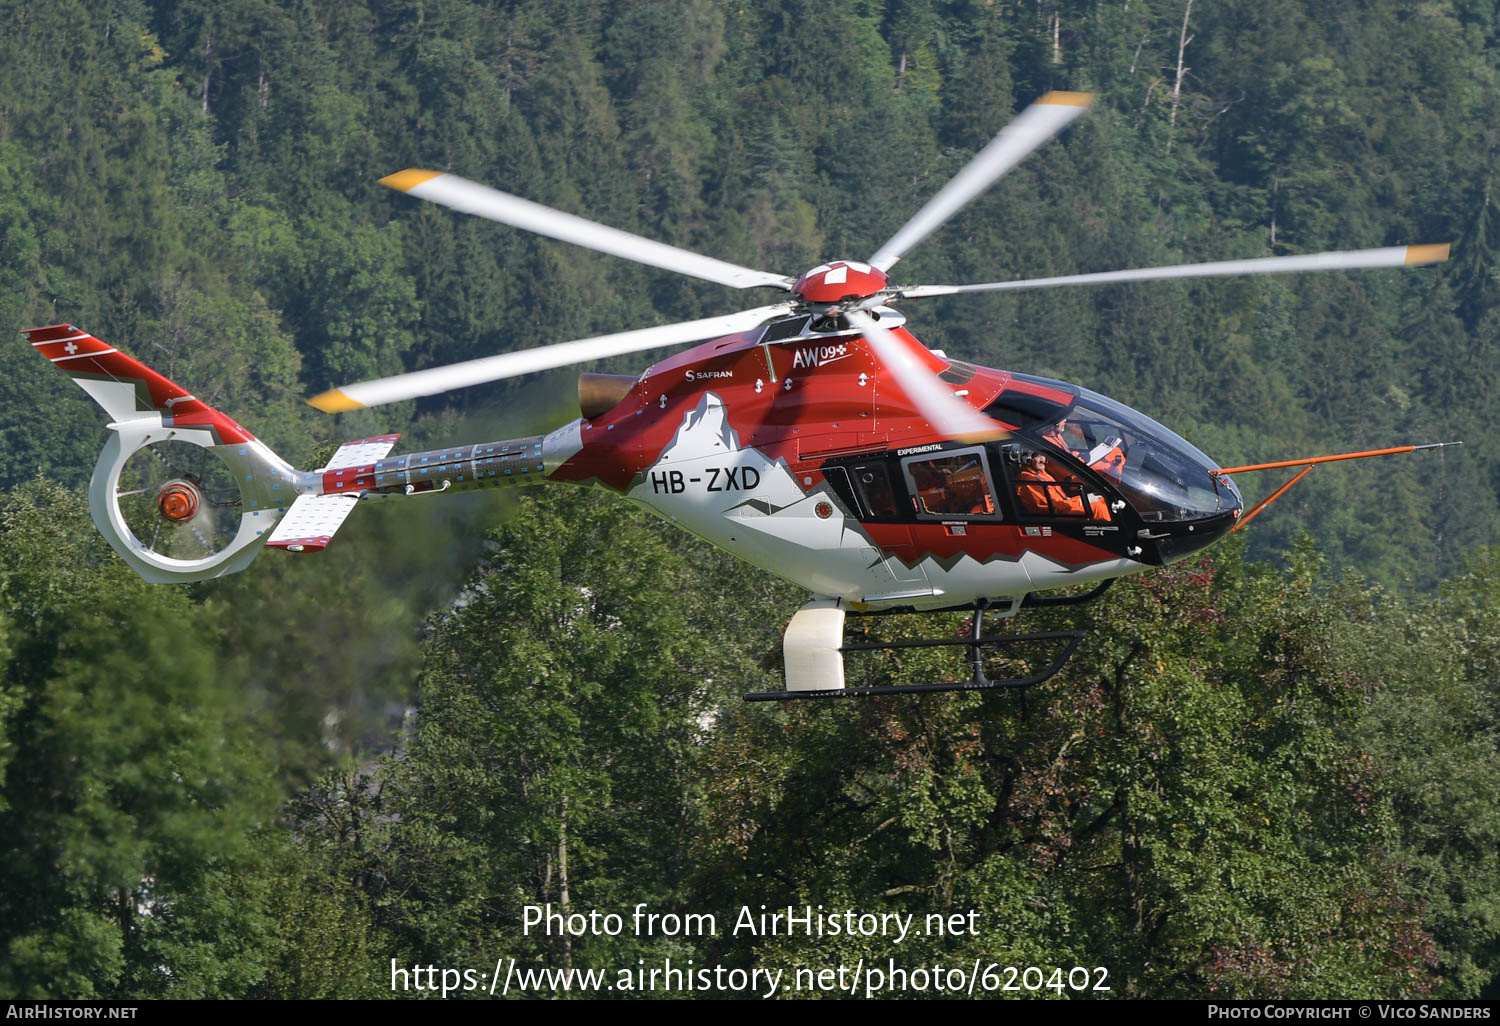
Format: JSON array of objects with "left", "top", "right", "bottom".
[{"left": 1016, "top": 452, "right": 1110, "bottom": 520}]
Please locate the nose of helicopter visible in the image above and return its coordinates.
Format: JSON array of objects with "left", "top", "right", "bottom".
[
  {"left": 1143, "top": 499, "right": 1242, "bottom": 564},
  {"left": 1007, "top": 378, "right": 1245, "bottom": 564},
  {"left": 1116, "top": 448, "right": 1244, "bottom": 564}
]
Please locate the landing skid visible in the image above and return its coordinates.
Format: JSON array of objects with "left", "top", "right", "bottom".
[{"left": 744, "top": 597, "right": 1087, "bottom": 702}]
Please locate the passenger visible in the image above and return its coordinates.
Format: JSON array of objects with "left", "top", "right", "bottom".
[
  {"left": 949, "top": 461, "right": 995, "bottom": 515},
  {"left": 908, "top": 461, "right": 941, "bottom": 514}
]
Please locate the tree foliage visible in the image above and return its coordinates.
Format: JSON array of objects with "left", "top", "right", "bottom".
[{"left": 0, "top": 481, "right": 282, "bottom": 997}]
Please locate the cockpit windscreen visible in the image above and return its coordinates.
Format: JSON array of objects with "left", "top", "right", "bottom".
[{"left": 1001, "top": 374, "right": 1240, "bottom": 522}]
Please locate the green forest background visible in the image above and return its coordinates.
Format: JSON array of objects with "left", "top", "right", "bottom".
[{"left": 1, "top": 0, "right": 1498, "bottom": 1000}]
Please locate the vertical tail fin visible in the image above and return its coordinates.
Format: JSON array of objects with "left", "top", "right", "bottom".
[{"left": 24, "top": 324, "right": 256, "bottom": 441}]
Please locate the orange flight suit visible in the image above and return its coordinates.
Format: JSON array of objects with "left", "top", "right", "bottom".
[{"left": 1018, "top": 466, "right": 1111, "bottom": 520}]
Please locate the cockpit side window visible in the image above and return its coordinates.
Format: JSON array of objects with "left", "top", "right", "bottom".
[
  {"left": 1001, "top": 444, "right": 1113, "bottom": 521},
  {"left": 901, "top": 448, "right": 1000, "bottom": 518}
]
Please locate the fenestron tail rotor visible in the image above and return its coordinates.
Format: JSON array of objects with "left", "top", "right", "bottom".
[
  {"left": 116, "top": 439, "right": 244, "bottom": 561},
  {"left": 22, "top": 325, "right": 305, "bottom": 584}
]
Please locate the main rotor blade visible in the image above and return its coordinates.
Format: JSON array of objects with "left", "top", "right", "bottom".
[
  {"left": 844, "top": 310, "right": 999, "bottom": 439},
  {"left": 381, "top": 170, "right": 795, "bottom": 291},
  {"left": 898, "top": 244, "right": 1452, "bottom": 298},
  {"left": 867, "top": 91, "right": 1094, "bottom": 273},
  {"left": 309, "top": 303, "right": 797, "bottom": 412}
]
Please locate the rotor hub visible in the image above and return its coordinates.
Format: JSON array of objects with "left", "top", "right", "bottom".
[
  {"left": 792, "top": 261, "right": 888, "bottom": 305},
  {"left": 157, "top": 480, "right": 201, "bottom": 523}
]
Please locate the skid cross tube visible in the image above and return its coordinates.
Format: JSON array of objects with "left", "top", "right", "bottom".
[{"left": 744, "top": 598, "right": 1084, "bottom": 701}]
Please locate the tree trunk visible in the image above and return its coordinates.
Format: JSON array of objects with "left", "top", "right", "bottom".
[
  {"left": 559, "top": 794, "right": 572, "bottom": 971},
  {"left": 1167, "top": 0, "right": 1194, "bottom": 152},
  {"left": 201, "top": 29, "right": 213, "bottom": 117}
]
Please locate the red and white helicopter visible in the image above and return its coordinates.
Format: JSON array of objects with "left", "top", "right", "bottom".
[{"left": 29, "top": 92, "right": 1455, "bottom": 699}]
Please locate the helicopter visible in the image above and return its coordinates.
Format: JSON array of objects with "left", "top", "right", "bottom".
[{"left": 28, "top": 91, "right": 1457, "bottom": 700}]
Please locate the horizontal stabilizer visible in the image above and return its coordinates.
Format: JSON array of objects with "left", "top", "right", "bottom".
[
  {"left": 266, "top": 434, "right": 400, "bottom": 553},
  {"left": 265, "top": 494, "right": 358, "bottom": 552},
  {"left": 322, "top": 433, "right": 400, "bottom": 470}
]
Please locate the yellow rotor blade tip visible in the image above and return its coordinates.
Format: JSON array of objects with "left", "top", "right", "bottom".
[
  {"left": 1038, "top": 90, "right": 1094, "bottom": 107},
  {"left": 953, "top": 428, "right": 1012, "bottom": 446},
  {"left": 308, "top": 388, "right": 366, "bottom": 414},
  {"left": 1404, "top": 243, "right": 1451, "bottom": 265},
  {"left": 379, "top": 168, "right": 443, "bottom": 192}
]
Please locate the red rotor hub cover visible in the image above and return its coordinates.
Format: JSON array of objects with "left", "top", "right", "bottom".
[
  {"left": 791, "top": 261, "right": 889, "bottom": 304},
  {"left": 157, "top": 481, "right": 201, "bottom": 523}
]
